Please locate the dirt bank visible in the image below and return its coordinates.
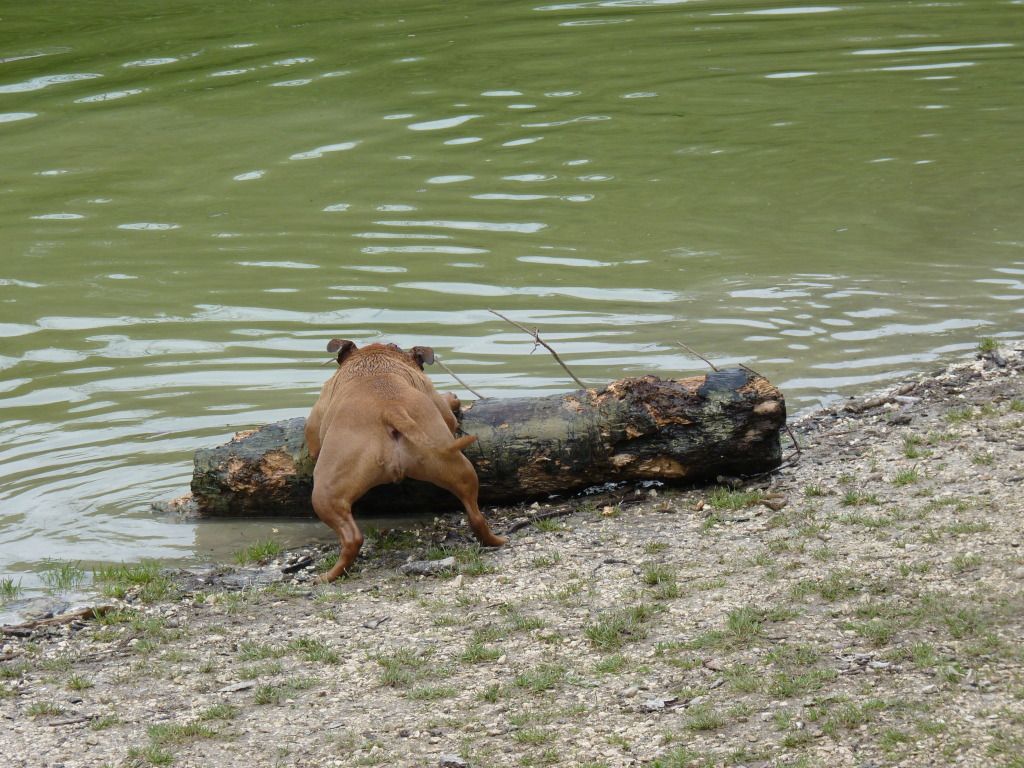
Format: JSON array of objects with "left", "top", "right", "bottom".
[{"left": 2, "top": 346, "right": 1023, "bottom": 768}]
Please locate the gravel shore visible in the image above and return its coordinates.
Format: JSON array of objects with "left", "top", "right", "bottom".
[{"left": 3, "top": 346, "right": 1023, "bottom": 768}]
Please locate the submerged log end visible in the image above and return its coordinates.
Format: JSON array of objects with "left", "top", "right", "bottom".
[{"left": 190, "top": 417, "right": 314, "bottom": 516}]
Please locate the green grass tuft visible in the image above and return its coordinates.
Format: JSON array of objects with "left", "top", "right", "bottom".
[{"left": 233, "top": 539, "right": 283, "bottom": 565}]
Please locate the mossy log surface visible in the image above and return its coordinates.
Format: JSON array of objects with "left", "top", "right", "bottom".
[{"left": 177, "top": 369, "right": 785, "bottom": 517}]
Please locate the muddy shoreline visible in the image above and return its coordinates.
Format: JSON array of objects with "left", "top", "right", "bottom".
[{"left": 2, "top": 345, "right": 1023, "bottom": 768}]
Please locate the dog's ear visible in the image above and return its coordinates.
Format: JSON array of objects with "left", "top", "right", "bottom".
[
  {"left": 327, "top": 338, "right": 357, "bottom": 365},
  {"left": 410, "top": 346, "right": 435, "bottom": 369}
]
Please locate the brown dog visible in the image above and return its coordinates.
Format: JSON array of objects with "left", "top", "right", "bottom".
[{"left": 305, "top": 339, "right": 507, "bottom": 583}]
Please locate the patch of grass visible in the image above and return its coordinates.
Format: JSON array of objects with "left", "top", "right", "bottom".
[
  {"left": 460, "top": 641, "right": 501, "bottom": 664},
  {"left": 27, "top": 701, "right": 66, "bottom": 717},
  {"left": 642, "top": 563, "right": 681, "bottom": 600},
  {"left": 649, "top": 746, "right": 713, "bottom": 768},
  {"left": 288, "top": 637, "right": 340, "bottom": 665},
  {"left": 39, "top": 560, "right": 86, "bottom": 592},
  {"left": 239, "top": 661, "right": 284, "bottom": 680},
  {"left": 685, "top": 702, "right": 726, "bottom": 731},
  {"left": 643, "top": 541, "right": 669, "bottom": 555},
  {"left": 503, "top": 607, "right": 546, "bottom": 633},
  {"left": 198, "top": 703, "right": 239, "bottom": 721},
  {"left": 951, "top": 553, "right": 983, "bottom": 573},
  {"left": 723, "top": 663, "right": 760, "bottom": 693},
  {"left": 584, "top": 604, "right": 657, "bottom": 650},
  {"left": 238, "top": 641, "right": 286, "bottom": 661},
  {"left": 902, "top": 435, "right": 931, "bottom": 459},
  {"left": 514, "top": 663, "right": 567, "bottom": 693},
  {"left": 725, "top": 605, "right": 763, "bottom": 644},
  {"left": 821, "top": 699, "right": 886, "bottom": 736},
  {"left": 93, "top": 560, "right": 177, "bottom": 603},
  {"left": 452, "top": 545, "right": 496, "bottom": 576},
  {"left": 945, "top": 406, "right": 975, "bottom": 424},
  {"left": 908, "top": 641, "right": 939, "bottom": 668},
  {"left": 892, "top": 468, "right": 920, "bottom": 486},
  {"left": 147, "top": 721, "right": 218, "bottom": 747},
  {"left": 253, "top": 676, "right": 317, "bottom": 705},
  {"left": 66, "top": 674, "right": 93, "bottom": 691},
  {"left": 533, "top": 517, "right": 567, "bottom": 533},
  {"left": 707, "top": 487, "right": 763, "bottom": 511},
  {"left": 374, "top": 648, "right": 430, "bottom": 688},
  {"left": 90, "top": 714, "right": 121, "bottom": 731},
  {"left": 946, "top": 520, "right": 992, "bottom": 535},
  {"left": 365, "top": 527, "right": 420, "bottom": 552},
  {"left": 971, "top": 451, "right": 995, "bottom": 466},
  {"left": 977, "top": 337, "right": 999, "bottom": 354},
  {"left": 594, "top": 654, "right": 627, "bottom": 674},
  {"left": 1, "top": 577, "right": 22, "bottom": 602},
  {"left": 694, "top": 577, "right": 726, "bottom": 591},
  {"left": 898, "top": 561, "right": 932, "bottom": 578},
  {"left": 530, "top": 552, "right": 562, "bottom": 568},
  {"left": 514, "top": 727, "right": 555, "bottom": 745},
  {"left": 407, "top": 685, "right": 457, "bottom": 701},
  {"left": 765, "top": 643, "right": 821, "bottom": 667},
  {"left": 126, "top": 745, "right": 173, "bottom": 766},
  {"left": 791, "top": 570, "right": 860, "bottom": 601},
  {"left": 839, "top": 511, "right": 893, "bottom": 528},
  {"left": 803, "top": 484, "right": 827, "bottom": 498},
  {"left": 840, "top": 491, "right": 881, "bottom": 508},
  {"left": 233, "top": 539, "right": 283, "bottom": 565},
  {"left": 479, "top": 683, "right": 503, "bottom": 703},
  {"left": 764, "top": 668, "right": 837, "bottom": 697}
]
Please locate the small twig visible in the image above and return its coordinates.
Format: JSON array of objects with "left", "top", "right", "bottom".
[
  {"left": 784, "top": 424, "right": 802, "bottom": 457},
  {"left": 1, "top": 605, "right": 114, "bottom": 636},
  {"left": 506, "top": 506, "right": 577, "bottom": 534},
  {"left": 488, "top": 309, "right": 588, "bottom": 390},
  {"left": 434, "top": 356, "right": 484, "bottom": 400},
  {"left": 739, "top": 362, "right": 766, "bottom": 379},
  {"left": 47, "top": 715, "right": 93, "bottom": 727},
  {"left": 675, "top": 341, "right": 720, "bottom": 372}
]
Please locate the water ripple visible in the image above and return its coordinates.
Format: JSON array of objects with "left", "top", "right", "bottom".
[
  {"left": 0, "top": 72, "right": 101, "bottom": 93},
  {"left": 375, "top": 219, "right": 547, "bottom": 234},
  {"left": 408, "top": 115, "right": 480, "bottom": 131}
]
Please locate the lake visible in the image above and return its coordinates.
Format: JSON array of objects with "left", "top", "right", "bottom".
[{"left": 1, "top": 0, "right": 1022, "bottom": 610}]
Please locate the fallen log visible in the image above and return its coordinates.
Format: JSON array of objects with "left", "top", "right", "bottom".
[{"left": 167, "top": 369, "right": 786, "bottom": 518}]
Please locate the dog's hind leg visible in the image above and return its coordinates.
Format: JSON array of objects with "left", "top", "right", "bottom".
[
  {"left": 311, "top": 470, "right": 372, "bottom": 583},
  {"left": 411, "top": 453, "right": 507, "bottom": 548}
]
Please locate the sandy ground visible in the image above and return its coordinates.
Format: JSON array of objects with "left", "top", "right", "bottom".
[{"left": 2, "top": 345, "right": 1023, "bottom": 768}]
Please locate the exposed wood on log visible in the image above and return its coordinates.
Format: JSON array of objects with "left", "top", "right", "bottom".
[{"left": 168, "top": 369, "right": 786, "bottom": 518}]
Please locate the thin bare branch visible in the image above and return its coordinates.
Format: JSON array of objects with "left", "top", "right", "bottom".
[
  {"left": 434, "top": 356, "right": 485, "bottom": 400},
  {"left": 739, "top": 362, "right": 766, "bottom": 379},
  {"left": 675, "top": 341, "right": 720, "bottom": 372},
  {"left": 488, "top": 309, "right": 588, "bottom": 390},
  {"left": 784, "top": 424, "right": 802, "bottom": 457}
]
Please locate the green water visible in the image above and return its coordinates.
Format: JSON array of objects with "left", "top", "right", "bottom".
[{"left": 1, "top": 0, "right": 1022, "bottom": 605}]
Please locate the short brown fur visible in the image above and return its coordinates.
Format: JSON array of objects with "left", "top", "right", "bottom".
[{"left": 306, "top": 340, "right": 506, "bottom": 582}]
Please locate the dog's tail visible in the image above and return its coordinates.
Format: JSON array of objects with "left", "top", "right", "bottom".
[
  {"left": 382, "top": 408, "right": 432, "bottom": 446},
  {"left": 382, "top": 409, "right": 478, "bottom": 454},
  {"left": 448, "top": 434, "right": 478, "bottom": 453}
]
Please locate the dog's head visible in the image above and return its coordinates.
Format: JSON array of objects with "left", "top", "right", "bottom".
[{"left": 325, "top": 339, "right": 436, "bottom": 370}]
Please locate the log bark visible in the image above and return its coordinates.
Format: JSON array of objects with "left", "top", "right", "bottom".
[{"left": 171, "top": 369, "right": 786, "bottom": 518}]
